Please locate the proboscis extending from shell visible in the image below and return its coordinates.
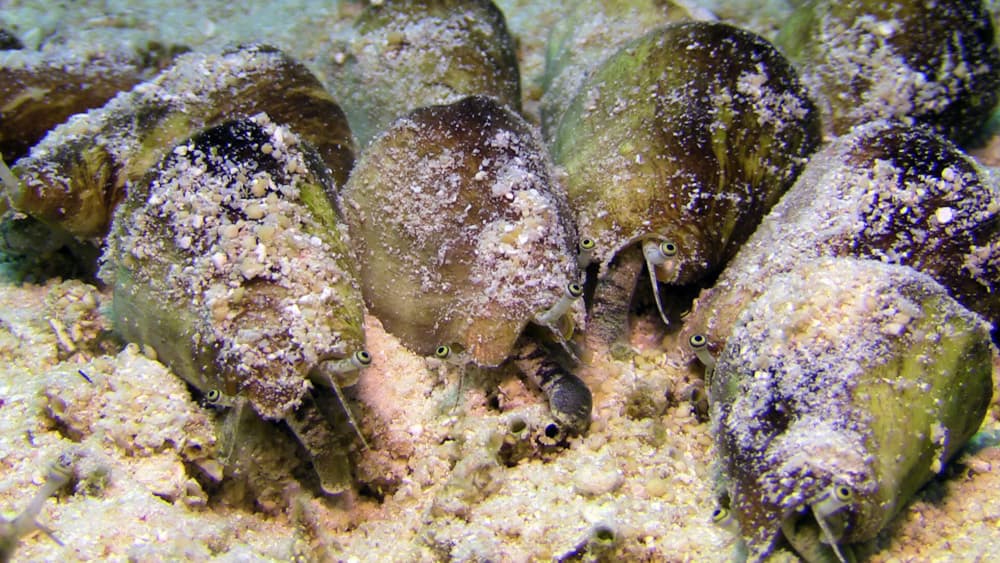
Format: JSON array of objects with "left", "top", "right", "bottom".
[
  {"left": 342, "top": 95, "right": 580, "bottom": 368},
  {"left": 683, "top": 120, "right": 1000, "bottom": 363},
  {"left": 5, "top": 44, "right": 354, "bottom": 241},
  {"left": 711, "top": 257, "right": 994, "bottom": 562},
  {"left": 550, "top": 21, "right": 819, "bottom": 344},
  {"left": 328, "top": 0, "right": 521, "bottom": 147},
  {"left": 101, "top": 115, "right": 368, "bottom": 494},
  {"left": 776, "top": 0, "right": 1000, "bottom": 144}
]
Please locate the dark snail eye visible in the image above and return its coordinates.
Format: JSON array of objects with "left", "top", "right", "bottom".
[
  {"left": 567, "top": 282, "right": 584, "bottom": 297},
  {"left": 354, "top": 350, "right": 373, "bottom": 366}
]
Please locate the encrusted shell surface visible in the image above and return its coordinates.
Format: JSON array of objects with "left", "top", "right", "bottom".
[
  {"left": 684, "top": 120, "right": 1000, "bottom": 358},
  {"left": 711, "top": 257, "right": 994, "bottom": 559},
  {"left": 551, "top": 21, "right": 820, "bottom": 285},
  {"left": 776, "top": 0, "right": 1000, "bottom": 143},
  {"left": 328, "top": 0, "right": 521, "bottom": 147},
  {"left": 7, "top": 44, "right": 354, "bottom": 240},
  {"left": 101, "top": 115, "right": 365, "bottom": 421},
  {"left": 341, "top": 95, "right": 580, "bottom": 366}
]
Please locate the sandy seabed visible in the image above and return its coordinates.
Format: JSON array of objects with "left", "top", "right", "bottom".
[{"left": 1, "top": 1, "right": 999, "bottom": 561}]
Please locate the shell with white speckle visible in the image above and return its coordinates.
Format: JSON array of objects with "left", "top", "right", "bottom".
[
  {"left": 776, "top": 0, "right": 1000, "bottom": 143},
  {"left": 711, "top": 257, "right": 994, "bottom": 561},
  {"left": 101, "top": 115, "right": 367, "bottom": 494},
  {"left": 684, "top": 121, "right": 1000, "bottom": 363},
  {"left": 6, "top": 43, "right": 354, "bottom": 241},
  {"left": 341, "top": 95, "right": 580, "bottom": 367}
]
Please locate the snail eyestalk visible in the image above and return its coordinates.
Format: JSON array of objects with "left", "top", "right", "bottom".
[
  {"left": 315, "top": 351, "right": 373, "bottom": 450},
  {"left": 689, "top": 334, "right": 717, "bottom": 379},
  {"left": 577, "top": 237, "right": 596, "bottom": 268},
  {"left": 711, "top": 506, "right": 740, "bottom": 535},
  {"left": 1, "top": 453, "right": 74, "bottom": 558},
  {"left": 797, "top": 484, "right": 854, "bottom": 563},
  {"left": 535, "top": 282, "right": 583, "bottom": 327},
  {"left": 642, "top": 239, "right": 677, "bottom": 327}
]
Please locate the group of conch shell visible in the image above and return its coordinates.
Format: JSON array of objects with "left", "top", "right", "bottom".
[{"left": 1, "top": 0, "right": 999, "bottom": 560}]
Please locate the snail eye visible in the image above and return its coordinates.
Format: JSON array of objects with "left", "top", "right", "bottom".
[
  {"left": 689, "top": 334, "right": 707, "bottom": 348},
  {"left": 435, "top": 345, "right": 451, "bottom": 359},
  {"left": 579, "top": 238, "right": 595, "bottom": 251},
  {"left": 206, "top": 389, "right": 222, "bottom": 403},
  {"left": 567, "top": 282, "right": 584, "bottom": 298},
  {"left": 659, "top": 241, "right": 677, "bottom": 257},
  {"left": 711, "top": 507, "right": 729, "bottom": 523},
  {"left": 354, "top": 350, "right": 373, "bottom": 366},
  {"left": 835, "top": 485, "right": 853, "bottom": 502}
]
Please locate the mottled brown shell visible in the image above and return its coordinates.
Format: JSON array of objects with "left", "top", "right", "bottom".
[
  {"left": 551, "top": 21, "right": 820, "bottom": 285},
  {"left": 341, "top": 96, "right": 579, "bottom": 366},
  {"left": 0, "top": 43, "right": 182, "bottom": 162}
]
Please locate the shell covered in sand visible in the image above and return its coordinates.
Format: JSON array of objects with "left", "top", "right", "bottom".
[
  {"left": 341, "top": 95, "right": 580, "bottom": 367},
  {"left": 101, "top": 114, "right": 366, "bottom": 420},
  {"left": 551, "top": 21, "right": 820, "bottom": 286},
  {"left": 328, "top": 0, "right": 521, "bottom": 147},
  {"left": 711, "top": 257, "right": 994, "bottom": 560},
  {"left": 6, "top": 43, "right": 354, "bottom": 241},
  {"left": 776, "top": 0, "right": 1000, "bottom": 143},
  {"left": 100, "top": 115, "right": 367, "bottom": 494},
  {"left": 684, "top": 120, "right": 1000, "bottom": 359}
]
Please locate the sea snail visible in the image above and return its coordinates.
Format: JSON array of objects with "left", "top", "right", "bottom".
[{"left": 710, "top": 257, "right": 994, "bottom": 561}]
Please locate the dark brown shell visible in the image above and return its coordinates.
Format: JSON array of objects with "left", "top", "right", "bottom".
[{"left": 777, "top": 0, "right": 1000, "bottom": 143}]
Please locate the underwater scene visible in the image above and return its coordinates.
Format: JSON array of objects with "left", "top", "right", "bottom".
[{"left": 1, "top": 0, "right": 999, "bottom": 560}]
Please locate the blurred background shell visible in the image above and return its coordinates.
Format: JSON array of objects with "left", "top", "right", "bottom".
[
  {"left": 776, "top": 0, "right": 1000, "bottom": 144},
  {"left": 327, "top": 0, "right": 521, "bottom": 148},
  {"left": 551, "top": 21, "right": 820, "bottom": 285},
  {"left": 341, "top": 95, "right": 580, "bottom": 366},
  {"left": 711, "top": 257, "right": 994, "bottom": 559},
  {"left": 6, "top": 44, "right": 354, "bottom": 242},
  {"left": 683, "top": 120, "right": 1000, "bottom": 362},
  {"left": 0, "top": 39, "right": 185, "bottom": 163},
  {"left": 539, "top": 0, "right": 706, "bottom": 141}
]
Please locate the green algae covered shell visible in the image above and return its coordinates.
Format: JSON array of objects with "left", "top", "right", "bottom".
[
  {"left": 540, "top": 0, "right": 700, "bottom": 141},
  {"left": 683, "top": 120, "right": 1000, "bottom": 360},
  {"left": 710, "top": 257, "right": 994, "bottom": 560},
  {"left": 102, "top": 114, "right": 365, "bottom": 421},
  {"left": 7, "top": 44, "right": 354, "bottom": 241},
  {"left": 341, "top": 95, "right": 580, "bottom": 366},
  {"left": 776, "top": 0, "right": 1000, "bottom": 143},
  {"left": 328, "top": 0, "right": 521, "bottom": 147},
  {"left": 551, "top": 21, "right": 820, "bottom": 286}
]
